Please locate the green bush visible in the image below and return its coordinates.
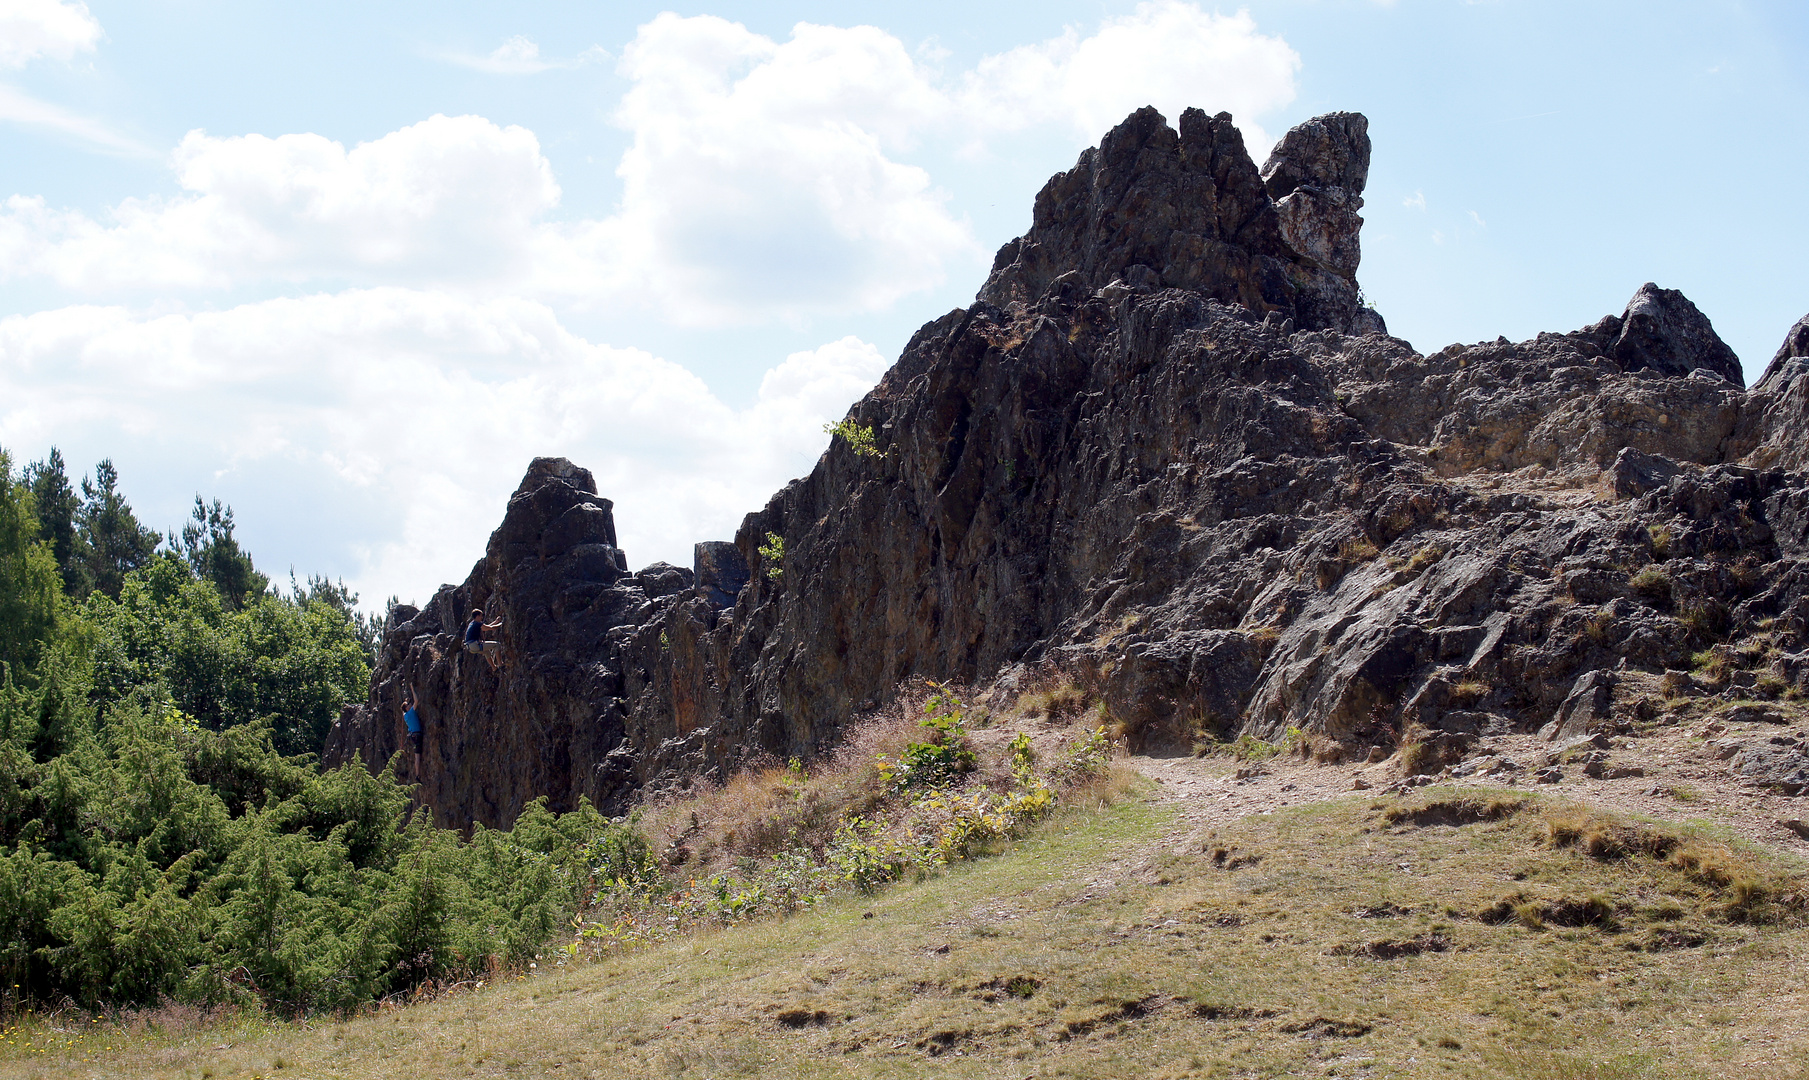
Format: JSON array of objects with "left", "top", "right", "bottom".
[
  {"left": 758, "top": 532, "right": 785, "bottom": 581},
  {"left": 879, "top": 683, "right": 977, "bottom": 791},
  {"left": 822, "top": 420, "right": 882, "bottom": 459}
]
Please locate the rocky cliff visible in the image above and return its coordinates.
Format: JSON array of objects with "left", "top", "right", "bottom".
[{"left": 327, "top": 106, "right": 1809, "bottom": 829}]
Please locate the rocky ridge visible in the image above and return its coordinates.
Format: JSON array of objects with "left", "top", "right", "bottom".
[{"left": 328, "top": 106, "right": 1809, "bottom": 830}]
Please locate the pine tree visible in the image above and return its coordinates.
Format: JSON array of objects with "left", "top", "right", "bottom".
[
  {"left": 78, "top": 460, "right": 161, "bottom": 600},
  {"left": 177, "top": 496, "right": 268, "bottom": 609},
  {"left": 0, "top": 450, "right": 62, "bottom": 675},
  {"left": 23, "top": 448, "right": 92, "bottom": 599}
]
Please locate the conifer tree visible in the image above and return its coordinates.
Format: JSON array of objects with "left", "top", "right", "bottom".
[
  {"left": 77, "top": 459, "right": 160, "bottom": 599},
  {"left": 23, "top": 447, "right": 91, "bottom": 598},
  {"left": 0, "top": 450, "right": 63, "bottom": 675},
  {"left": 177, "top": 496, "right": 268, "bottom": 609}
]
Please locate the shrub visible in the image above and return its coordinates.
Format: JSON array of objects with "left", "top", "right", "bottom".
[
  {"left": 758, "top": 533, "right": 785, "bottom": 581},
  {"left": 828, "top": 816, "right": 925, "bottom": 894},
  {"left": 878, "top": 683, "right": 977, "bottom": 792},
  {"left": 822, "top": 420, "right": 882, "bottom": 459}
]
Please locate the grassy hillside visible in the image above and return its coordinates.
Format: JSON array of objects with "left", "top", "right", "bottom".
[{"left": 5, "top": 774, "right": 1807, "bottom": 1080}]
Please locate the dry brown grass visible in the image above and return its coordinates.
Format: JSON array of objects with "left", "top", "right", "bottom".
[
  {"left": 1447, "top": 677, "right": 1491, "bottom": 707},
  {"left": 1541, "top": 806, "right": 1799, "bottom": 924},
  {"left": 638, "top": 713, "right": 924, "bottom": 876}
]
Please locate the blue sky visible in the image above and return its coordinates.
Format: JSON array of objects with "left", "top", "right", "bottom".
[{"left": 1, "top": 0, "right": 1805, "bottom": 607}]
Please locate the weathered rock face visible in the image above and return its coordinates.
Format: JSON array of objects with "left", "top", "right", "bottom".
[
  {"left": 324, "top": 458, "right": 697, "bottom": 826},
  {"left": 1261, "top": 111, "right": 1368, "bottom": 278},
  {"left": 1734, "top": 313, "right": 1809, "bottom": 473},
  {"left": 329, "top": 105, "right": 1809, "bottom": 828},
  {"left": 1608, "top": 283, "right": 1743, "bottom": 385}
]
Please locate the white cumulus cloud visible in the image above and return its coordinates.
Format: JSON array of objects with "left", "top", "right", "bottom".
[
  {"left": 0, "top": 5, "right": 1303, "bottom": 323},
  {"left": 0, "top": 0, "right": 101, "bottom": 68},
  {"left": 959, "top": 2, "right": 1299, "bottom": 153},
  {"left": 1, "top": 114, "right": 559, "bottom": 289},
  {"left": 558, "top": 13, "right": 976, "bottom": 325},
  {"left": 0, "top": 290, "right": 886, "bottom": 604}
]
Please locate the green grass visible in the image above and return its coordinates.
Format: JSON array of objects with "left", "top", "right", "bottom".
[{"left": 7, "top": 788, "right": 1808, "bottom": 1079}]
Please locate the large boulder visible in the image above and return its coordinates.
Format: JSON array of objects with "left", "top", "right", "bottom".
[{"left": 324, "top": 457, "right": 737, "bottom": 828}]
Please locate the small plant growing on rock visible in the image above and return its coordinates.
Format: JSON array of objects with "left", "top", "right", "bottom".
[
  {"left": 1404, "top": 544, "right": 1446, "bottom": 574},
  {"left": 1446, "top": 678, "right": 1490, "bottom": 708},
  {"left": 758, "top": 532, "right": 785, "bottom": 580},
  {"left": 1338, "top": 537, "right": 1381, "bottom": 563},
  {"left": 1679, "top": 600, "right": 1730, "bottom": 644},
  {"left": 822, "top": 419, "right": 882, "bottom": 458},
  {"left": 1629, "top": 564, "right": 1671, "bottom": 601},
  {"left": 1581, "top": 608, "right": 1618, "bottom": 647}
]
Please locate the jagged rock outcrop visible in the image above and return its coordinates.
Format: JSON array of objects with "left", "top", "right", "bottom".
[
  {"left": 324, "top": 458, "right": 696, "bottom": 826},
  {"left": 1261, "top": 111, "right": 1368, "bottom": 278},
  {"left": 330, "top": 105, "right": 1809, "bottom": 828},
  {"left": 977, "top": 105, "right": 1380, "bottom": 338},
  {"left": 1733, "top": 313, "right": 1809, "bottom": 473}
]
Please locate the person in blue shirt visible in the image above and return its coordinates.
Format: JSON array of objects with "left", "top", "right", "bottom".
[
  {"left": 463, "top": 608, "right": 505, "bottom": 670},
  {"left": 402, "top": 682, "right": 423, "bottom": 775}
]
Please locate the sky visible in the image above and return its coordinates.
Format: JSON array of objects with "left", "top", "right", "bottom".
[{"left": 1, "top": 0, "right": 1805, "bottom": 609}]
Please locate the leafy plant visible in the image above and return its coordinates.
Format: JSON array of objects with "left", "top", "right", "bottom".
[
  {"left": 1060, "top": 726, "right": 1112, "bottom": 779},
  {"left": 828, "top": 816, "right": 924, "bottom": 893},
  {"left": 758, "top": 532, "right": 785, "bottom": 581},
  {"left": 822, "top": 419, "right": 882, "bottom": 459},
  {"left": 879, "top": 683, "right": 978, "bottom": 792}
]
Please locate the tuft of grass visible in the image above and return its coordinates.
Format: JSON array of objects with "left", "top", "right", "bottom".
[
  {"left": 1014, "top": 681, "right": 1091, "bottom": 722},
  {"left": 1338, "top": 536, "right": 1381, "bottom": 563},
  {"left": 1404, "top": 544, "right": 1446, "bottom": 573},
  {"left": 1628, "top": 564, "right": 1671, "bottom": 601},
  {"left": 1382, "top": 795, "right": 1525, "bottom": 828},
  {"left": 1446, "top": 677, "right": 1490, "bottom": 708},
  {"left": 1541, "top": 806, "right": 1796, "bottom": 924},
  {"left": 1204, "top": 727, "right": 1303, "bottom": 763},
  {"left": 1678, "top": 600, "right": 1730, "bottom": 644}
]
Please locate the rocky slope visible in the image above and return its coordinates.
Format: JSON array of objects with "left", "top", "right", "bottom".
[{"left": 328, "top": 106, "right": 1809, "bottom": 830}]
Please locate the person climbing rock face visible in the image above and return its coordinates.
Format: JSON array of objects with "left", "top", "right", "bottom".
[
  {"left": 464, "top": 608, "right": 505, "bottom": 670},
  {"left": 402, "top": 682, "right": 423, "bottom": 775}
]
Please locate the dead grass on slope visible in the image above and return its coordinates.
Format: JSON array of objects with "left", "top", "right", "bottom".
[{"left": 14, "top": 786, "right": 1809, "bottom": 1080}]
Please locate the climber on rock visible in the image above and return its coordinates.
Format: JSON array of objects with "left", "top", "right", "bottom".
[
  {"left": 401, "top": 681, "right": 424, "bottom": 775},
  {"left": 463, "top": 608, "right": 505, "bottom": 670}
]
